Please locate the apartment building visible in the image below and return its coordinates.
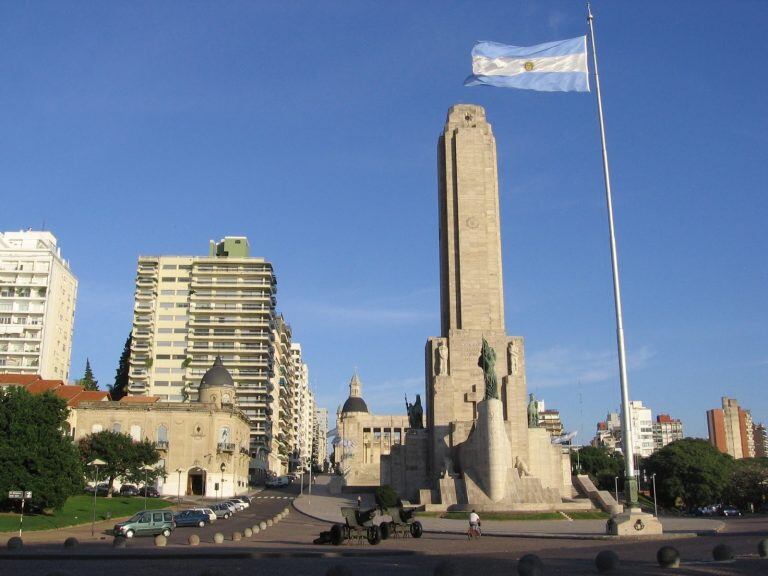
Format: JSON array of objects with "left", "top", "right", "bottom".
[
  {"left": 707, "top": 396, "right": 755, "bottom": 459},
  {"left": 653, "top": 414, "right": 684, "bottom": 451},
  {"left": 315, "top": 407, "right": 329, "bottom": 469},
  {"left": 0, "top": 231, "right": 77, "bottom": 380}
]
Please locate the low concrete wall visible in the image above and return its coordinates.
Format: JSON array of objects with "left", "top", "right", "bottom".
[{"left": 572, "top": 475, "right": 623, "bottom": 514}]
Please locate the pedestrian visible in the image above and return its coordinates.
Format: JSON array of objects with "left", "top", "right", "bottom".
[
  {"left": 357, "top": 495, "right": 362, "bottom": 509},
  {"left": 468, "top": 509, "right": 481, "bottom": 539}
]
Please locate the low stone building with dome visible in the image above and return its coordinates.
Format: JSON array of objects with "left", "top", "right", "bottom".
[
  {"left": 332, "top": 372, "right": 409, "bottom": 488},
  {"left": 73, "top": 356, "right": 251, "bottom": 498}
]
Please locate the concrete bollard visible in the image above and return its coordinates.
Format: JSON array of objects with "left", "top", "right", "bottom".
[
  {"left": 712, "top": 544, "right": 735, "bottom": 562},
  {"left": 273, "top": 515, "right": 280, "bottom": 524},
  {"left": 517, "top": 554, "right": 544, "bottom": 576},
  {"left": 252, "top": 524, "right": 260, "bottom": 534},
  {"left": 154, "top": 534, "right": 167, "bottom": 547},
  {"left": 266, "top": 519, "right": 273, "bottom": 527},
  {"left": 259, "top": 521, "right": 267, "bottom": 530},
  {"left": 232, "top": 531, "right": 242, "bottom": 541},
  {"left": 759, "top": 539, "right": 768, "bottom": 558},
  {"left": 7, "top": 537, "right": 23, "bottom": 550},
  {"left": 63, "top": 537, "right": 79, "bottom": 548},
  {"left": 283, "top": 507, "right": 290, "bottom": 516},
  {"left": 213, "top": 532, "right": 224, "bottom": 544},
  {"left": 595, "top": 550, "right": 620, "bottom": 573},
  {"left": 657, "top": 546, "right": 680, "bottom": 568},
  {"left": 433, "top": 560, "right": 461, "bottom": 576},
  {"left": 243, "top": 528, "right": 253, "bottom": 538},
  {"left": 113, "top": 536, "right": 127, "bottom": 548},
  {"left": 188, "top": 534, "right": 200, "bottom": 546}
]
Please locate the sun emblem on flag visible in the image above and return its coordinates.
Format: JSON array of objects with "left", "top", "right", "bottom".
[{"left": 524, "top": 61, "right": 535, "bottom": 72}]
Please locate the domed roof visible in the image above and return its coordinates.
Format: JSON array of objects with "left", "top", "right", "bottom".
[
  {"left": 342, "top": 396, "right": 369, "bottom": 414},
  {"left": 199, "top": 356, "right": 234, "bottom": 389}
]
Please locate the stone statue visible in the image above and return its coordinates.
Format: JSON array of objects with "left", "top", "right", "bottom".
[
  {"left": 477, "top": 337, "right": 498, "bottom": 400},
  {"left": 514, "top": 455, "right": 531, "bottom": 477},
  {"left": 405, "top": 394, "right": 424, "bottom": 429},
  {"left": 507, "top": 340, "right": 519, "bottom": 376},
  {"left": 527, "top": 393, "right": 539, "bottom": 428},
  {"left": 436, "top": 341, "right": 448, "bottom": 375}
]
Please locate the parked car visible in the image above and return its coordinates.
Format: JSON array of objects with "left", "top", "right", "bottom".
[
  {"left": 138, "top": 486, "right": 160, "bottom": 498},
  {"left": 266, "top": 476, "right": 290, "bottom": 488},
  {"left": 226, "top": 499, "right": 248, "bottom": 511},
  {"left": 191, "top": 507, "right": 217, "bottom": 522},
  {"left": 114, "top": 510, "right": 174, "bottom": 538},
  {"left": 119, "top": 484, "right": 139, "bottom": 497},
  {"left": 173, "top": 510, "right": 210, "bottom": 528},
  {"left": 231, "top": 497, "right": 250, "bottom": 508},
  {"left": 720, "top": 506, "right": 742, "bottom": 517},
  {"left": 210, "top": 503, "right": 232, "bottom": 519},
  {"left": 85, "top": 483, "right": 111, "bottom": 496}
]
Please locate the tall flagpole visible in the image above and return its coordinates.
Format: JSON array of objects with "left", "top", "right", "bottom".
[{"left": 586, "top": 3, "right": 638, "bottom": 508}]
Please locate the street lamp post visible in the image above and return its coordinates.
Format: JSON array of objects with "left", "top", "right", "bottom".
[
  {"left": 175, "top": 468, "right": 184, "bottom": 509},
  {"left": 88, "top": 459, "right": 107, "bottom": 537},
  {"left": 140, "top": 465, "right": 154, "bottom": 510},
  {"left": 220, "top": 463, "right": 226, "bottom": 501},
  {"left": 651, "top": 473, "right": 658, "bottom": 518},
  {"left": 614, "top": 476, "right": 619, "bottom": 503}
]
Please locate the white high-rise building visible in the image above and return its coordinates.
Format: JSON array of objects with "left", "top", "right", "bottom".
[
  {"left": 629, "top": 400, "right": 654, "bottom": 459},
  {"left": 0, "top": 231, "right": 77, "bottom": 380},
  {"left": 315, "top": 407, "right": 329, "bottom": 467}
]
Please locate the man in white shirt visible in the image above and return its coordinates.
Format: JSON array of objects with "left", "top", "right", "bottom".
[{"left": 468, "top": 509, "right": 481, "bottom": 538}]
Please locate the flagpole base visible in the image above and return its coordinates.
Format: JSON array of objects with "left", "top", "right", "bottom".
[{"left": 606, "top": 508, "right": 663, "bottom": 537}]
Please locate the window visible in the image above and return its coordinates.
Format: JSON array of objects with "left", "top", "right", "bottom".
[
  {"left": 130, "top": 425, "right": 141, "bottom": 442},
  {"left": 112, "top": 422, "right": 122, "bottom": 433},
  {"left": 157, "top": 425, "right": 168, "bottom": 443},
  {"left": 92, "top": 424, "right": 103, "bottom": 433}
]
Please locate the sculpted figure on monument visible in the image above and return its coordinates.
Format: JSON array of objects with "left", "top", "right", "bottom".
[
  {"left": 507, "top": 340, "right": 519, "bottom": 376},
  {"left": 478, "top": 337, "right": 499, "bottom": 400},
  {"left": 514, "top": 455, "right": 531, "bottom": 477},
  {"left": 405, "top": 394, "right": 424, "bottom": 429},
  {"left": 436, "top": 342, "right": 448, "bottom": 375},
  {"left": 527, "top": 393, "right": 539, "bottom": 428}
]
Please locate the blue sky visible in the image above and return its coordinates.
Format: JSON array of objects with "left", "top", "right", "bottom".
[{"left": 2, "top": 1, "right": 766, "bottom": 440}]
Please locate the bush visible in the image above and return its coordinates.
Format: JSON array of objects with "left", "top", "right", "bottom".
[{"left": 374, "top": 485, "right": 399, "bottom": 508}]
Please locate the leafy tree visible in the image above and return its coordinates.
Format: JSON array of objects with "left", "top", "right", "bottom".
[
  {"left": 78, "top": 358, "right": 99, "bottom": 391},
  {"left": 573, "top": 446, "right": 625, "bottom": 490},
  {"left": 0, "top": 387, "right": 83, "bottom": 510},
  {"left": 643, "top": 438, "right": 734, "bottom": 510},
  {"left": 78, "top": 431, "right": 161, "bottom": 496},
  {"left": 723, "top": 458, "right": 768, "bottom": 510},
  {"left": 109, "top": 334, "right": 131, "bottom": 400}
]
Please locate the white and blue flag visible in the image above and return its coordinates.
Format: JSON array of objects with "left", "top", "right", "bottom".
[{"left": 465, "top": 36, "right": 589, "bottom": 92}]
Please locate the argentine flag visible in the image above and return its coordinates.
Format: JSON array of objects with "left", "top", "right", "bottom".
[{"left": 465, "top": 36, "right": 589, "bottom": 92}]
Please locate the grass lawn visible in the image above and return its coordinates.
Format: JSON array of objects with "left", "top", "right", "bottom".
[
  {"left": 567, "top": 511, "right": 610, "bottom": 520},
  {"left": 0, "top": 495, "right": 172, "bottom": 532},
  {"left": 417, "top": 511, "right": 564, "bottom": 521}
]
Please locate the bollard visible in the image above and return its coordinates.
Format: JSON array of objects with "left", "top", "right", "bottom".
[
  {"left": 759, "top": 538, "right": 768, "bottom": 558},
  {"left": 712, "top": 544, "right": 734, "bottom": 562},
  {"left": 657, "top": 546, "right": 680, "bottom": 568},
  {"left": 283, "top": 507, "right": 290, "bottom": 516},
  {"left": 244, "top": 528, "right": 253, "bottom": 537},
  {"left": 595, "top": 550, "right": 620, "bottom": 573},
  {"left": 113, "top": 536, "right": 127, "bottom": 548},
  {"left": 7, "top": 537, "right": 23, "bottom": 550},
  {"left": 188, "top": 534, "right": 200, "bottom": 546},
  {"left": 63, "top": 537, "right": 79, "bottom": 548},
  {"left": 273, "top": 515, "right": 280, "bottom": 524},
  {"left": 433, "top": 560, "right": 461, "bottom": 576},
  {"left": 259, "top": 521, "right": 267, "bottom": 530},
  {"left": 154, "top": 534, "right": 167, "bottom": 547},
  {"left": 213, "top": 532, "right": 224, "bottom": 544},
  {"left": 266, "top": 519, "right": 273, "bottom": 527},
  {"left": 232, "top": 531, "right": 242, "bottom": 541},
  {"left": 252, "top": 524, "right": 261, "bottom": 534},
  {"left": 517, "top": 554, "right": 544, "bottom": 576}
]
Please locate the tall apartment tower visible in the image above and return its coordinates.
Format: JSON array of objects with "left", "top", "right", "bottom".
[
  {"left": 753, "top": 423, "right": 768, "bottom": 458},
  {"left": 707, "top": 397, "right": 755, "bottom": 459},
  {"left": 0, "top": 231, "right": 77, "bottom": 380},
  {"left": 129, "top": 237, "right": 280, "bottom": 471},
  {"left": 628, "top": 400, "right": 654, "bottom": 458},
  {"left": 653, "top": 414, "right": 684, "bottom": 451}
]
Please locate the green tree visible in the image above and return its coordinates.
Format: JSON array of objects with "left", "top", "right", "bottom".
[
  {"left": 573, "top": 446, "right": 625, "bottom": 490},
  {"left": 109, "top": 334, "right": 131, "bottom": 400},
  {"left": 0, "top": 387, "right": 83, "bottom": 510},
  {"left": 723, "top": 458, "right": 768, "bottom": 511},
  {"left": 78, "top": 358, "right": 99, "bottom": 391},
  {"left": 643, "top": 438, "right": 734, "bottom": 510},
  {"left": 78, "top": 431, "right": 161, "bottom": 496}
]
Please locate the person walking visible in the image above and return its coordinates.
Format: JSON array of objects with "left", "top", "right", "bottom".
[
  {"left": 468, "top": 509, "right": 481, "bottom": 539},
  {"left": 357, "top": 495, "right": 362, "bottom": 509}
]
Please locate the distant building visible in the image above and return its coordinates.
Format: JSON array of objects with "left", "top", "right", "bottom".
[
  {"left": 0, "top": 231, "right": 78, "bottom": 380},
  {"left": 315, "top": 407, "right": 329, "bottom": 467},
  {"left": 707, "top": 397, "right": 755, "bottom": 459},
  {"left": 653, "top": 414, "right": 684, "bottom": 451},
  {"left": 753, "top": 423, "right": 768, "bottom": 458},
  {"left": 592, "top": 402, "right": 654, "bottom": 460},
  {"left": 592, "top": 412, "right": 622, "bottom": 452},
  {"left": 533, "top": 400, "right": 564, "bottom": 437}
]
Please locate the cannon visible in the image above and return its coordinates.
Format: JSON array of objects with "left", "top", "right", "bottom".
[
  {"left": 378, "top": 505, "right": 423, "bottom": 539},
  {"left": 329, "top": 507, "right": 382, "bottom": 545}
]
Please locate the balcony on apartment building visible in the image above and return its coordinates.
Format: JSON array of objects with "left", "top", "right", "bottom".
[{"left": 217, "top": 442, "right": 236, "bottom": 453}]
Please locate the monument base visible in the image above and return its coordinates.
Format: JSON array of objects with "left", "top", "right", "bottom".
[{"left": 606, "top": 508, "right": 663, "bottom": 536}]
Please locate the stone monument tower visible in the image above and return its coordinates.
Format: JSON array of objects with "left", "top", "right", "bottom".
[{"left": 424, "top": 105, "right": 567, "bottom": 509}]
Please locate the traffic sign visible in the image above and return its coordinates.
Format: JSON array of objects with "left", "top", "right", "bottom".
[{"left": 8, "top": 491, "right": 23, "bottom": 499}]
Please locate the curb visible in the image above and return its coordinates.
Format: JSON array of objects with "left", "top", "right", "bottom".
[{"left": 0, "top": 549, "right": 420, "bottom": 560}]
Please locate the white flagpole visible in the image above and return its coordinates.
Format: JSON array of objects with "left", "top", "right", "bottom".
[{"left": 586, "top": 3, "right": 638, "bottom": 508}]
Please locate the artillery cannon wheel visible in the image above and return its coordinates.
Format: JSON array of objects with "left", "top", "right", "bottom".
[
  {"left": 379, "top": 522, "right": 392, "bottom": 540},
  {"left": 410, "top": 521, "right": 423, "bottom": 539},
  {"left": 367, "top": 525, "right": 381, "bottom": 545},
  {"left": 330, "top": 524, "right": 344, "bottom": 546}
]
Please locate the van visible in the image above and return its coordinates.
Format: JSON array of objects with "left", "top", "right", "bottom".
[{"left": 113, "top": 509, "right": 175, "bottom": 538}]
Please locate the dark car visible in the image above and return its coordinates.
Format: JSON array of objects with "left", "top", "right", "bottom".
[
  {"left": 138, "top": 486, "right": 160, "bottom": 498},
  {"left": 720, "top": 506, "right": 742, "bottom": 517},
  {"left": 173, "top": 510, "right": 210, "bottom": 528},
  {"left": 119, "top": 484, "right": 139, "bottom": 496},
  {"left": 85, "top": 483, "right": 111, "bottom": 496}
]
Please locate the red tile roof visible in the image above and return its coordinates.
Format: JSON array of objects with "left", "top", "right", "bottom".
[{"left": 0, "top": 372, "right": 108, "bottom": 406}]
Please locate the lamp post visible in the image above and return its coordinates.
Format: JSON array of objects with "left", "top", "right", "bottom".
[
  {"left": 614, "top": 476, "right": 619, "bottom": 503},
  {"left": 220, "top": 462, "right": 226, "bottom": 501},
  {"left": 651, "top": 473, "right": 658, "bottom": 518},
  {"left": 140, "top": 465, "right": 154, "bottom": 510},
  {"left": 88, "top": 458, "right": 107, "bottom": 537},
  {"left": 175, "top": 467, "right": 184, "bottom": 509}
]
